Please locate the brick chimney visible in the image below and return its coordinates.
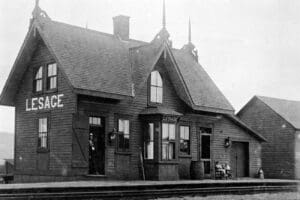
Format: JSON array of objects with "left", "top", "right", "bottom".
[{"left": 113, "top": 15, "right": 130, "bottom": 40}]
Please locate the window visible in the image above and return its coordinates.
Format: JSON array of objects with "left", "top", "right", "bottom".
[
  {"left": 34, "top": 66, "right": 43, "bottom": 92},
  {"left": 89, "top": 117, "right": 101, "bottom": 126},
  {"left": 180, "top": 126, "right": 190, "bottom": 155},
  {"left": 33, "top": 63, "right": 58, "bottom": 92},
  {"left": 162, "top": 123, "right": 175, "bottom": 160},
  {"left": 145, "top": 123, "right": 154, "bottom": 159},
  {"left": 118, "top": 119, "right": 130, "bottom": 151},
  {"left": 150, "top": 71, "right": 163, "bottom": 103},
  {"left": 38, "top": 118, "right": 48, "bottom": 149},
  {"left": 47, "top": 63, "right": 57, "bottom": 90}
]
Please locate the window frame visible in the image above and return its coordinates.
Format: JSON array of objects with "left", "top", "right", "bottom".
[
  {"left": 37, "top": 113, "right": 50, "bottom": 152},
  {"left": 33, "top": 66, "right": 44, "bottom": 93},
  {"left": 179, "top": 125, "right": 191, "bottom": 155},
  {"left": 46, "top": 63, "right": 58, "bottom": 91},
  {"left": 32, "top": 62, "right": 58, "bottom": 94},
  {"left": 149, "top": 70, "right": 163, "bottom": 104},
  {"left": 117, "top": 118, "right": 130, "bottom": 152},
  {"left": 161, "top": 123, "right": 176, "bottom": 161}
]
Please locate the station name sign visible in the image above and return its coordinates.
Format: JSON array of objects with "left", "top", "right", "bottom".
[{"left": 26, "top": 94, "right": 64, "bottom": 111}]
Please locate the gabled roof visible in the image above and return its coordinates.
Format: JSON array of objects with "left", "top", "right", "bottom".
[
  {"left": 171, "top": 50, "right": 234, "bottom": 113},
  {"left": 225, "top": 114, "right": 266, "bottom": 142},
  {"left": 0, "top": 12, "right": 234, "bottom": 114},
  {"left": 251, "top": 96, "right": 300, "bottom": 130}
]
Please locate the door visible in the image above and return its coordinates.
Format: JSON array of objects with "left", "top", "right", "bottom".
[
  {"left": 89, "top": 116, "right": 105, "bottom": 175},
  {"left": 230, "top": 141, "right": 249, "bottom": 178}
]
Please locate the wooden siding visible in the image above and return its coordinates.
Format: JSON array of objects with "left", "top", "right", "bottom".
[
  {"left": 13, "top": 43, "right": 262, "bottom": 182},
  {"left": 14, "top": 39, "right": 76, "bottom": 182},
  {"left": 238, "top": 98, "right": 296, "bottom": 179}
]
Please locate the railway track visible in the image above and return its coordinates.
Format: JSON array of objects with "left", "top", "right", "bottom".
[{"left": 0, "top": 181, "right": 298, "bottom": 199}]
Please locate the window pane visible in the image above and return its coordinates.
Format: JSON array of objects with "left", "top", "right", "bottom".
[
  {"left": 169, "top": 143, "right": 175, "bottom": 159},
  {"left": 35, "top": 67, "right": 43, "bottom": 79},
  {"left": 118, "top": 133, "right": 124, "bottom": 149},
  {"left": 151, "top": 71, "right": 157, "bottom": 86},
  {"left": 124, "top": 137, "right": 129, "bottom": 149},
  {"left": 146, "top": 141, "right": 154, "bottom": 159},
  {"left": 48, "top": 63, "right": 57, "bottom": 76},
  {"left": 180, "top": 126, "right": 184, "bottom": 139},
  {"left": 162, "top": 143, "right": 168, "bottom": 160},
  {"left": 118, "top": 119, "right": 123, "bottom": 132},
  {"left": 169, "top": 124, "right": 175, "bottom": 140},
  {"left": 39, "top": 118, "right": 47, "bottom": 132},
  {"left": 156, "top": 72, "right": 162, "bottom": 87},
  {"left": 150, "top": 86, "right": 156, "bottom": 102},
  {"left": 156, "top": 87, "right": 163, "bottom": 103},
  {"left": 52, "top": 63, "right": 57, "bottom": 75},
  {"left": 36, "top": 80, "right": 42, "bottom": 92},
  {"left": 162, "top": 123, "right": 168, "bottom": 140},
  {"left": 50, "top": 77, "right": 57, "bottom": 89},
  {"left": 124, "top": 120, "right": 129, "bottom": 134},
  {"left": 185, "top": 127, "right": 189, "bottom": 140},
  {"left": 149, "top": 123, "right": 154, "bottom": 140},
  {"left": 48, "top": 64, "right": 52, "bottom": 76}
]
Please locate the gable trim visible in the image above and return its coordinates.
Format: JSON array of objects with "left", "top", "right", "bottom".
[
  {"left": 34, "top": 20, "right": 74, "bottom": 93},
  {"left": 164, "top": 43, "right": 195, "bottom": 107},
  {"left": 238, "top": 96, "right": 297, "bottom": 131},
  {"left": 0, "top": 25, "right": 36, "bottom": 106}
]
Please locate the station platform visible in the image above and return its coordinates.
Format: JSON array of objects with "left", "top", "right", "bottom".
[{"left": 0, "top": 178, "right": 299, "bottom": 199}]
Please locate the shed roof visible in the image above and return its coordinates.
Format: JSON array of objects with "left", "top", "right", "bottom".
[{"left": 257, "top": 96, "right": 300, "bottom": 130}]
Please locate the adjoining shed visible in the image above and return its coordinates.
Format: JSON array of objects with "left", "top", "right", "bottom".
[{"left": 238, "top": 95, "right": 300, "bottom": 179}]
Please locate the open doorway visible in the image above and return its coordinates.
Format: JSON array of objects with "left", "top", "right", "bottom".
[{"left": 89, "top": 116, "right": 105, "bottom": 175}]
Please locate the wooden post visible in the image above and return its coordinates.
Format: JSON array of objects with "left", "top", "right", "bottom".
[{"left": 139, "top": 147, "right": 145, "bottom": 181}]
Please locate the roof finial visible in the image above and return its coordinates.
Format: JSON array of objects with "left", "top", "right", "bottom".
[
  {"left": 32, "top": 0, "right": 50, "bottom": 20},
  {"left": 35, "top": 0, "right": 39, "bottom": 8},
  {"left": 188, "top": 17, "right": 191, "bottom": 44},
  {"left": 163, "top": 0, "right": 166, "bottom": 28}
]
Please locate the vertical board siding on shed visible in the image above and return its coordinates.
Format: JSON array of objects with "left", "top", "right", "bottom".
[{"left": 238, "top": 98, "right": 296, "bottom": 179}]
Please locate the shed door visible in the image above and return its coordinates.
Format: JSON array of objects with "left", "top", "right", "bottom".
[{"left": 230, "top": 141, "right": 249, "bottom": 178}]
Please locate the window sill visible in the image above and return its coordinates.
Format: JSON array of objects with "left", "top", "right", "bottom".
[
  {"left": 37, "top": 148, "right": 49, "bottom": 153},
  {"left": 179, "top": 154, "right": 192, "bottom": 158},
  {"left": 158, "top": 160, "right": 179, "bottom": 164},
  {"left": 115, "top": 151, "right": 132, "bottom": 155},
  {"left": 32, "top": 91, "right": 44, "bottom": 96},
  {"left": 44, "top": 88, "right": 58, "bottom": 94}
]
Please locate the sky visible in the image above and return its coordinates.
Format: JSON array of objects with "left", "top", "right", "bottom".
[{"left": 1, "top": 0, "right": 300, "bottom": 134}]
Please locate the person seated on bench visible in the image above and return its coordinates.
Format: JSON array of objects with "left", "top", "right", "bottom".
[
  {"left": 215, "top": 161, "right": 226, "bottom": 178},
  {"left": 224, "top": 163, "right": 232, "bottom": 179}
]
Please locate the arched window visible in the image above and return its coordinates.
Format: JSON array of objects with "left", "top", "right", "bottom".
[
  {"left": 34, "top": 66, "right": 43, "bottom": 92},
  {"left": 150, "top": 71, "right": 163, "bottom": 103}
]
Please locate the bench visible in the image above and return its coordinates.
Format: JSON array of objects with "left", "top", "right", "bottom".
[{"left": 0, "top": 174, "right": 14, "bottom": 184}]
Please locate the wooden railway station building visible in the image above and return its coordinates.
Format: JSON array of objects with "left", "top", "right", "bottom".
[{"left": 0, "top": 2, "right": 266, "bottom": 182}]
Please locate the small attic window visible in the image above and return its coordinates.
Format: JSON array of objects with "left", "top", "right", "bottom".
[
  {"left": 34, "top": 66, "right": 43, "bottom": 92},
  {"left": 47, "top": 63, "right": 57, "bottom": 90},
  {"left": 150, "top": 71, "right": 163, "bottom": 103}
]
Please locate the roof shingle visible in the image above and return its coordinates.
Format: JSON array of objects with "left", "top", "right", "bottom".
[{"left": 257, "top": 96, "right": 300, "bottom": 129}]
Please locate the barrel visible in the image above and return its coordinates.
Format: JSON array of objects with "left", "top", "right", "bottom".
[{"left": 190, "top": 161, "right": 204, "bottom": 180}]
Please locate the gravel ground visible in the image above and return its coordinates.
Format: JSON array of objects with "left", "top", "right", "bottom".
[{"left": 156, "top": 192, "right": 300, "bottom": 200}]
